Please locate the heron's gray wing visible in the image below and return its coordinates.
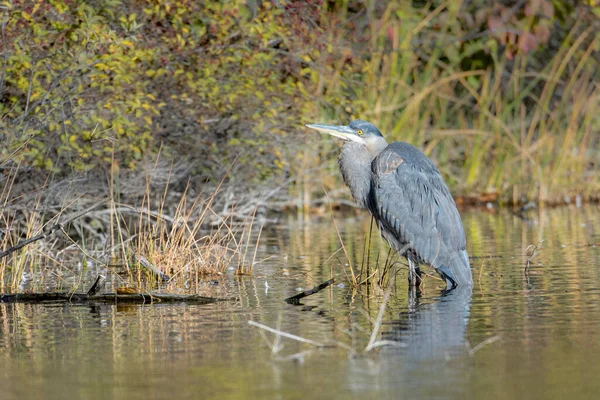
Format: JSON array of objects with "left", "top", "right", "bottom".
[{"left": 370, "top": 146, "right": 472, "bottom": 286}]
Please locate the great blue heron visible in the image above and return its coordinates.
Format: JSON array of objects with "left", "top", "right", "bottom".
[{"left": 306, "top": 119, "right": 472, "bottom": 290}]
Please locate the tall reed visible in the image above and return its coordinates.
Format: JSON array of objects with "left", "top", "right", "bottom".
[{"left": 312, "top": 3, "right": 599, "bottom": 205}]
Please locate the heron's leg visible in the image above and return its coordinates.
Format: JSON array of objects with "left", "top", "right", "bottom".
[
  {"left": 408, "top": 259, "right": 423, "bottom": 287},
  {"left": 414, "top": 266, "right": 422, "bottom": 287},
  {"left": 408, "top": 258, "right": 416, "bottom": 286},
  {"left": 408, "top": 283, "right": 418, "bottom": 313}
]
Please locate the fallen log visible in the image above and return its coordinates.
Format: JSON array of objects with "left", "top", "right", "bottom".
[
  {"left": 0, "top": 292, "right": 230, "bottom": 305},
  {"left": 284, "top": 278, "right": 335, "bottom": 304}
]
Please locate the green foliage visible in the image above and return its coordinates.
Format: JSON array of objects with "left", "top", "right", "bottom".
[
  {"left": 0, "top": 0, "right": 320, "bottom": 176},
  {"left": 0, "top": 0, "right": 598, "bottom": 205},
  {"left": 1, "top": 0, "right": 157, "bottom": 170}
]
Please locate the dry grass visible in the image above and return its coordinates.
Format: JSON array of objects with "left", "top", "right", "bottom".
[
  {"left": 0, "top": 156, "right": 262, "bottom": 294},
  {"left": 312, "top": 5, "right": 599, "bottom": 206}
]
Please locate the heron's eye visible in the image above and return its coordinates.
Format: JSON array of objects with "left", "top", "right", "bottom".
[{"left": 357, "top": 130, "right": 363, "bottom": 135}]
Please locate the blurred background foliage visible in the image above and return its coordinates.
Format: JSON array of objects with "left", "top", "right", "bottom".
[{"left": 0, "top": 0, "right": 598, "bottom": 210}]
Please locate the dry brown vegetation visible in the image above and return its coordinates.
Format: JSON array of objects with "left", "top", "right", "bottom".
[{"left": 0, "top": 159, "right": 263, "bottom": 294}]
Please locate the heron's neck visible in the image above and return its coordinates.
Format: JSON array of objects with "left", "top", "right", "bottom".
[{"left": 338, "top": 138, "right": 387, "bottom": 208}]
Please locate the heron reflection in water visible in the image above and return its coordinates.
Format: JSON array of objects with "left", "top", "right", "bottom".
[{"left": 347, "top": 285, "right": 473, "bottom": 396}]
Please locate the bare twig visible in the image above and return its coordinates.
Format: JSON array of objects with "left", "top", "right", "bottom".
[
  {"left": 363, "top": 340, "right": 407, "bottom": 350},
  {"left": 272, "top": 312, "right": 284, "bottom": 355},
  {"left": 284, "top": 278, "right": 335, "bottom": 304},
  {"left": 0, "top": 224, "right": 60, "bottom": 259},
  {"left": 525, "top": 239, "right": 544, "bottom": 272},
  {"left": 86, "top": 274, "right": 106, "bottom": 295},
  {"left": 0, "top": 201, "right": 104, "bottom": 260},
  {"left": 365, "top": 278, "right": 394, "bottom": 352},
  {"left": 248, "top": 320, "right": 326, "bottom": 348},
  {"left": 466, "top": 335, "right": 502, "bottom": 356}
]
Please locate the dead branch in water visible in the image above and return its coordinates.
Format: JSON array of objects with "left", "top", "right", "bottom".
[
  {"left": 525, "top": 239, "right": 544, "bottom": 272},
  {"left": 0, "top": 223, "right": 63, "bottom": 260},
  {"left": 364, "top": 278, "right": 395, "bottom": 352},
  {"left": 284, "top": 278, "right": 335, "bottom": 304},
  {"left": 466, "top": 335, "right": 502, "bottom": 356},
  {"left": 86, "top": 275, "right": 106, "bottom": 295},
  {"left": 1, "top": 270, "right": 230, "bottom": 304},
  {"left": 248, "top": 320, "right": 327, "bottom": 348},
  {"left": 0, "top": 292, "right": 230, "bottom": 304}
]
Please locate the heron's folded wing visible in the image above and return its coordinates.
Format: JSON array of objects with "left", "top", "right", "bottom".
[{"left": 370, "top": 148, "right": 467, "bottom": 266}]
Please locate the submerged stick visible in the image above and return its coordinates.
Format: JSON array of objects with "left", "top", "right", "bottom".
[
  {"left": 248, "top": 320, "right": 326, "bottom": 347},
  {"left": 466, "top": 335, "right": 502, "bottom": 356},
  {"left": 284, "top": 278, "right": 335, "bottom": 304},
  {"left": 86, "top": 275, "right": 106, "bottom": 296},
  {"left": 0, "top": 292, "right": 228, "bottom": 304},
  {"left": 365, "top": 279, "right": 394, "bottom": 352}
]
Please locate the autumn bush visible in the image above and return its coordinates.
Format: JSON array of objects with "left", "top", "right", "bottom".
[{"left": 0, "top": 0, "right": 598, "bottom": 209}]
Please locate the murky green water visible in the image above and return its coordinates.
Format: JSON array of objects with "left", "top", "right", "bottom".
[{"left": 1, "top": 206, "right": 599, "bottom": 399}]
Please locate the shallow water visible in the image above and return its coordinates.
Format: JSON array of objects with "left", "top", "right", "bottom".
[{"left": 1, "top": 205, "right": 599, "bottom": 399}]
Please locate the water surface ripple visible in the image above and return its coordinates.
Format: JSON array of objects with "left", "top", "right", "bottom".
[{"left": 1, "top": 205, "right": 599, "bottom": 399}]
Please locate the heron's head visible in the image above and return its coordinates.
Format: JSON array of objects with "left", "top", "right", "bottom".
[{"left": 305, "top": 119, "right": 384, "bottom": 146}]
